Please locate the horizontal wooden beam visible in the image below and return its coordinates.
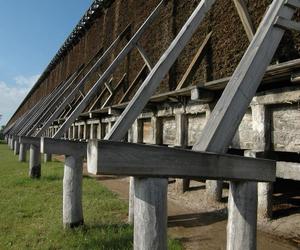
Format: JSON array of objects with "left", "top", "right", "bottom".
[
  {"left": 41, "top": 137, "right": 87, "bottom": 156},
  {"left": 19, "top": 136, "right": 40, "bottom": 146},
  {"left": 87, "top": 140, "right": 276, "bottom": 182}
]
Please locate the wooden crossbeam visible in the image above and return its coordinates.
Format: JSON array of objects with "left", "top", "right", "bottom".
[
  {"left": 275, "top": 16, "right": 300, "bottom": 32},
  {"left": 232, "top": 0, "right": 255, "bottom": 41},
  {"left": 118, "top": 65, "right": 148, "bottom": 104},
  {"left": 87, "top": 140, "right": 276, "bottom": 182},
  {"left": 101, "top": 73, "right": 127, "bottom": 109},
  {"left": 136, "top": 43, "right": 153, "bottom": 70},
  {"left": 175, "top": 32, "right": 212, "bottom": 90},
  {"left": 41, "top": 138, "right": 87, "bottom": 156}
]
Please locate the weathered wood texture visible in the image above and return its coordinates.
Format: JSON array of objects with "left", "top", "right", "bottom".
[{"left": 89, "top": 140, "right": 276, "bottom": 182}]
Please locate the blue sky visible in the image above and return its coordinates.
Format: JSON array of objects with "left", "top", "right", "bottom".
[{"left": 0, "top": 0, "right": 93, "bottom": 126}]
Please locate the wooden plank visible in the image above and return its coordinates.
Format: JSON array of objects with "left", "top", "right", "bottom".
[
  {"left": 136, "top": 43, "right": 153, "bottom": 70},
  {"left": 106, "top": 0, "right": 216, "bottom": 141},
  {"left": 41, "top": 137, "right": 87, "bottom": 156},
  {"left": 285, "top": 0, "right": 300, "bottom": 9},
  {"left": 275, "top": 16, "right": 300, "bottom": 32},
  {"left": 101, "top": 73, "right": 127, "bottom": 108},
  {"left": 19, "top": 136, "right": 40, "bottom": 146},
  {"left": 233, "top": 0, "right": 255, "bottom": 41},
  {"left": 89, "top": 140, "right": 276, "bottom": 182},
  {"left": 118, "top": 65, "right": 148, "bottom": 104},
  {"left": 175, "top": 32, "right": 212, "bottom": 90},
  {"left": 53, "top": 0, "right": 167, "bottom": 139}
]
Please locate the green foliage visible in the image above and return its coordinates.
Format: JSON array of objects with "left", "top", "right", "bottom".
[{"left": 0, "top": 142, "right": 182, "bottom": 250}]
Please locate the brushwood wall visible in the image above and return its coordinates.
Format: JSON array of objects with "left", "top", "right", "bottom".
[{"left": 8, "top": 0, "right": 300, "bottom": 125}]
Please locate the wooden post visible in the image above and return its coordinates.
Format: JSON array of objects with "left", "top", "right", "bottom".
[
  {"left": 227, "top": 180, "right": 258, "bottom": 250},
  {"left": 14, "top": 139, "right": 20, "bottom": 155},
  {"left": 205, "top": 106, "right": 223, "bottom": 202},
  {"left": 134, "top": 178, "right": 168, "bottom": 250},
  {"left": 128, "top": 177, "right": 135, "bottom": 224},
  {"left": 19, "top": 143, "right": 27, "bottom": 162},
  {"left": 63, "top": 155, "right": 84, "bottom": 228},
  {"left": 128, "top": 119, "right": 143, "bottom": 224},
  {"left": 44, "top": 153, "right": 52, "bottom": 163},
  {"left": 151, "top": 116, "right": 162, "bottom": 145},
  {"left": 251, "top": 104, "right": 273, "bottom": 220},
  {"left": 29, "top": 144, "right": 41, "bottom": 178},
  {"left": 174, "top": 113, "right": 189, "bottom": 193}
]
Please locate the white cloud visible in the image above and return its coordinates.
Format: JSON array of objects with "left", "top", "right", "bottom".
[
  {"left": 0, "top": 74, "right": 40, "bottom": 126},
  {"left": 14, "top": 74, "right": 40, "bottom": 88}
]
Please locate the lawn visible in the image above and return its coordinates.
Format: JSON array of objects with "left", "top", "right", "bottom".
[{"left": 0, "top": 141, "right": 181, "bottom": 250}]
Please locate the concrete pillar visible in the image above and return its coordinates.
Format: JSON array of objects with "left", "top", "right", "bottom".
[
  {"left": 29, "top": 144, "right": 41, "bottom": 178},
  {"left": 19, "top": 143, "right": 27, "bottom": 162},
  {"left": 227, "top": 181, "right": 258, "bottom": 250},
  {"left": 205, "top": 106, "right": 223, "bottom": 202},
  {"left": 134, "top": 178, "right": 168, "bottom": 250},
  {"left": 128, "top": 177, "right": 135, "bottom": 224},
  {"left": 14, "top": 139, "right": 20, "bottom": 155},
  {"left": 63, "top": 155, "right": 84, "bottom": 228},
  {"left": 44, "top": 153, "right": 52, "bottom": 163}
]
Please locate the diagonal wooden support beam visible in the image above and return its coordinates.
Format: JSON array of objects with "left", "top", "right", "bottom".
[
  {"left": 87, "top": 140, "right": 276, "bottom": 182},
  {"left": 232, "top": 0, "right": 255, "bottom": 41},
  {"left": 176, "top": 31, "right": 212, "bottom": 90},
  {"left": 53, "top": 0, "right": 167, "bottom": 139},
  {"left": 106, "top": 0, "right": 216, "bottom": 141}
]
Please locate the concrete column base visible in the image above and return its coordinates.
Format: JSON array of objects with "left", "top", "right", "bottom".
[
  {"left": 227, "top": 181, "right": 258, "bottom": 250},
  {"left": 44, "top": 153, "right": 52, "bottom": 163},
  {"left": 258, "top": 182, "right": 273, "bottom": 220},
  {"left": 19, "top": 143, "right": 27, "bottom": 162},
  {"left": 205, "top": 180, "right": 223, "bottom": 203},
  {"left": 29, "top": 144, "right": 41, "bottom": 178},
  {"left": 134, "top": 178, "right": 168, "bottom": 250},
  {"left": 63, "top": 155, "right": 84, "bottom": 228}
]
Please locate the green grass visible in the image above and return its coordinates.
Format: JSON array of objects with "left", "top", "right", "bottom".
[{"left": 0, "top": 141, "right": 182, "bottom": 250}]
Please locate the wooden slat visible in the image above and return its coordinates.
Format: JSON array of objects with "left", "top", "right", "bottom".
[
  {"left": 136, "top": 43, "right": 153, "bottom": 70},
  {"left": 175, "top": 32, "right": 212, "bottom": 90},
  {"left": 101, "top": 73, "right": 127, "bottom": 109},
  {"left": 275, "top": 16, "right": 300, "bottom": 32},
  {"left": 89, "top": 140, "right": 276, "bottom": 182},
  {"left": 233, "top": 0, "right": 255, "bottom": 41},
  {"left": 118, "top": 65, "right": 148, "bottom": 104},
  {"left": 41, "top": 137, "right": 87, "bottom": 156}
]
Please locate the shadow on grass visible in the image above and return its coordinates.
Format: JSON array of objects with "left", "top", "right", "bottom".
[
  {"left": 69, "top": 223, "right": 133, "bottom": 250},
  {"left": 42, "top": 175, "right": 62, "bottom": 181}
]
